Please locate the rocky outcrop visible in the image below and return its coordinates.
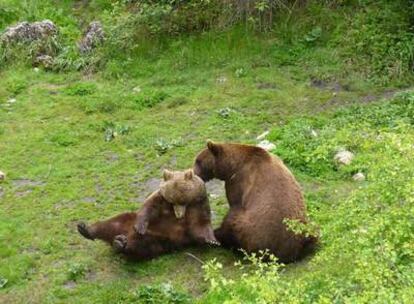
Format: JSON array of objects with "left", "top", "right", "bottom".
[
  {"left": 78, "top": 21, "right": 104, "bottom": 53},
  {"left": 1, "top": 20, "right": 57, "bottom": 44}
]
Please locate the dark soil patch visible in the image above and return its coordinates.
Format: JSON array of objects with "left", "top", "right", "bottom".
[
  {"left": 256, "top": 82, "right": 278, "bottom": 90},
  {"left": 81, "top": 197, "right": 97, "bottom": 203},
  {"left": 132, "top": 177, "right": 161, "bottom": 203},
  {"left": 63, "top": 280, "right": 77, "bottom": 290},
  {"left": 310, "top": 78, "right": 350, "bottom": 92},
  {"left": 104, "top": 152, "right": 119, "bottom": 163},
  {"left": 13, "top": 179, "right": 45, "bottom": 188}
]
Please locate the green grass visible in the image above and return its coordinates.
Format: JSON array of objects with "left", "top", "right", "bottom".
[
  {"left": 1, "top": 1, "right": 414, "bottom": 302},
  {"left": 1, "top": 42, "right": 410, "bottom": 302}
]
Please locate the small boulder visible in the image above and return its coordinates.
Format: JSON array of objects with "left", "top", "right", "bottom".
[
  {"left": 0, "top": 171, "right": 5, "bottom": 181},
  {"left": 334, "top": 150, "right": 354, "bottom": 165},
  {"left": 257, "top": 140, "right": 276, "bottom": 151},
  {"left": 78, "top": 21, "right": 105, "bottom": 54},
  {"left": 352, "top": 172, "right": 365, "bottom": 182},
  {"left": 216, "top": 76, "right": 227, "bottom": 84},
  {"left": 34, "top": 54, "right": 54, "bottom": 69}
]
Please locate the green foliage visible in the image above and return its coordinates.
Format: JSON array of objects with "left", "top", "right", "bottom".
[
  {"left": 0, "top": 1, "right": 414, "bottom": 303},
  {"left": 154, "top": 138, "right": 183, "bottom": 155},
  {"left": 5, "top": 77, "right": 28, "bottom": 96},
  {"left": 64, "top": 82, "right": 97, "bottom": 96},
  {"left": 67, "top": 263, "right": 87, "bottom": 281},
  {"left": 132, "top": 283, "right": 191, "bottom": 304},
  {"left": 341, "top": 1, "right": 414, "bottom": 83},
  {"left": 102, "top": 121, "right": 131, "bottom": 142},
  {"left": 0, "top": 277, "right": 8, "bottom": 289},
  {"left": 133, "top": 90, "right": 168, "bottom": 109},
  {"left": 268, "top": 92, "right": 414, "bottom": 178}
]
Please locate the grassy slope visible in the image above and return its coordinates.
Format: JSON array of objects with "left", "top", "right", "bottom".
[{"left": 0, "top": 2, "right": 413, "bottom": 304}]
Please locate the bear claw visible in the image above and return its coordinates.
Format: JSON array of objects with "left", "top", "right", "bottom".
[
  {"left": 206, "top": 239, "right": 221, "bottom": 246},
  {"left": 133, "top": 222, "right": 148, "bottom": 235},
  {"left": 77, "top": 222, "right": 94, "bottom": 240}
]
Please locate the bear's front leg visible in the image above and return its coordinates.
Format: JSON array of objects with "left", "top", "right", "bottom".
[
  {"left": 133, "top": 216, "right": 149, "bottom": 235},
  {"left": 190, "top": 225, "right": 220, "bottom": 246}
]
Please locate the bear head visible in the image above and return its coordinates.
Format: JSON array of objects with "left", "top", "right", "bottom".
[
  {"left": 193, "top": 140, "right": 270, "bottom": 181},
  {"left": 159, "top": 168, "right": 207, "bottom": 219}
]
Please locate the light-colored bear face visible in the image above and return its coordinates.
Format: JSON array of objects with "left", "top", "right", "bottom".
[{"left": 159, "top": 169, "right": 207, "bottom": 219}]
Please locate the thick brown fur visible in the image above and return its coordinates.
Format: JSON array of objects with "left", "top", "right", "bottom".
[
  {"left": 77, "top": 169, "right": 218, "bottom": 260},
  {"left": 193, "top": 141, "right": 317, "bottom": 263}
]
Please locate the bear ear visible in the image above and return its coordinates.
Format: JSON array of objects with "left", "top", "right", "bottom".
[
  {"left": 207, "top": 140, "right": 221, "bottom": 156},
  {"left": 163, "top": 169, "right": 174, "bottom": 181},
  {"left": 184, "top": 169, "right": 194, "bottom": 180}
]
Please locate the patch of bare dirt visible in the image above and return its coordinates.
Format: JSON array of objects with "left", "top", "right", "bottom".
[{"left": 256, "top": 82, "right": 278, "bottom": 90}]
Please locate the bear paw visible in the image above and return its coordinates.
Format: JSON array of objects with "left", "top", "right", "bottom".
[
  {"left": 113, "top": 234, "right": 128, "bottom": 253},
  {"left": 77, "top": 222, "right": 94, "bottom": 240}
]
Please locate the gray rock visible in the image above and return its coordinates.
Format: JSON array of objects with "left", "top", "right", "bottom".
[
  {"left": 78, "top": 21, "right": 104, "bottom": 53},
  {"left": 334, "top": 150, "right": 354, "bottom": 165},
  {"left": 257, "top": 140, "right": 276, "bottom": 151},
  {"left": 352, "top": 172, "right": 366, "bottom": 182},
  {"left": 34, "top": 54, "right": 54, "bottom": 69},
  {"left": 1, "top": 20, "right": 57, "bottom": 44}
]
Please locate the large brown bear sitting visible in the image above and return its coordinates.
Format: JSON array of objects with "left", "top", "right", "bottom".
[
  {"left": 193, "top": 141, "right": 317, "bottom": 263},
  {"left": 77, "top": 169, "right": 218, "bottom": 260}
]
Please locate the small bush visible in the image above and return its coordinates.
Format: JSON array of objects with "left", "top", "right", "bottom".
[
  {"left": 66, "top": 263, "right": 87, "bottom": 282},
  {"left": 64, "top": 82, "right": 97, "bottom": 96},
  {"left": 133, "top": 90, "right": 168, "bottom": 109},
  {"left": 341, "top": 1, "right": 414, "bottom": 83},
  {"left": 132, "top": 283, "right": 191, "bottom": 304}
]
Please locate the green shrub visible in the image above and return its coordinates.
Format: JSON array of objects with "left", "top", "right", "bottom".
[
  {"left": 64, "top": 82, "right": 97, "bottom": 96},
  {"left": 268, "top": 91, "right": 414, "bottom": 179},
  {"left": 133, "top": 90, "right": 168, "bottom": 109},
  {"left": 341, "top": 1, "right": 414, "bottom": 83},
  {"left": 132, "top": 283, "right": 191, "bottom": 304}
]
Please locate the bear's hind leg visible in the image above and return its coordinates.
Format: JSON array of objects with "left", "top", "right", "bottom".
[
  {"left": 113, "top": 235, "right": 128, "bottom": 253},
  {"left": 77, "top": 222, "right": 95, "bottom": 240},
  {"left": 214, "top": 210, "right": 240, "bottom": 249}
]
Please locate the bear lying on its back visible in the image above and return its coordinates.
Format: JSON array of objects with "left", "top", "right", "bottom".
[
  {"left": 193, "top": 141, "right": 317, "bottom": 263},
  {"left": 77, "top": 169, "right": 218, "bottom": 260}
]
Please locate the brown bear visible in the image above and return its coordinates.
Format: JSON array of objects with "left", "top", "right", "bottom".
[
  {"left": 77, "top": 169, "right": 219, "bottom": 260},
  {"left": 193, "top": 141, "right": 317, "bottom": 263}
]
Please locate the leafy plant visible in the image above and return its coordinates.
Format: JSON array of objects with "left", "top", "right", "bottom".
[
  {"left": 133, "top": 90, "right": 168, "bottom": 109},
  {"left": 64, "top": 82, "right": 97, "bottom": 96},
  {"left": 154, "top": 138, "right": 183, "bottom": 155},
  {"left": 67, "top": 263, "right": 87, "bottom": 281},
  {"left": 102, "top": 121, "right": 131, "bottom": 142},
  {"left": 132, "top": 283, "right": 191, "bottom": 304},
  {"left": 303, "top": 26, "right": 322, "bottom": 44},
  {"left": 0, "top": 277, "right": 8, "bottom": 289}
]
